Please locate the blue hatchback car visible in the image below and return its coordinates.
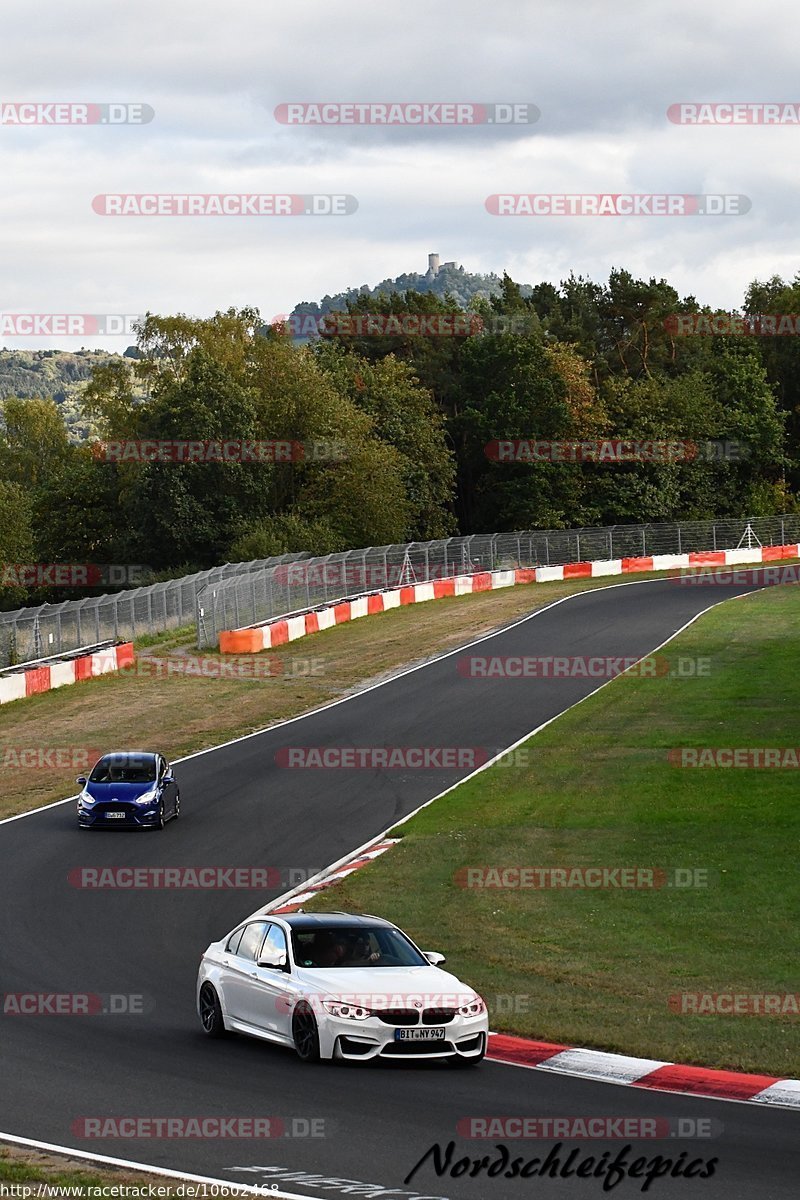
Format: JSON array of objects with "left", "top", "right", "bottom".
[{"left": 77, "top": 751, "right": 180, "bottom": 830}]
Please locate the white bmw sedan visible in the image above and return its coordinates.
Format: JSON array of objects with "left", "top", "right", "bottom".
[{"left": 197, "top": 912, "right": 487, "bottom": 1065}]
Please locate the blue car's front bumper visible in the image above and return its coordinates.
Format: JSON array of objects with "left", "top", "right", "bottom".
[{"left": 78, "top": 802, "right": 159, "bottom": 828}]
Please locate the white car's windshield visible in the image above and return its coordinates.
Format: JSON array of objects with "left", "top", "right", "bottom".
[{"left": 292, "top": 926, "right": 428, "bottom": 968}]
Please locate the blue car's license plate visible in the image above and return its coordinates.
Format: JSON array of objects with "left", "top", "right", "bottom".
[
  {"left": 394, "top": 1028, "right": 445, "bottom": 1041},
  {"left": 105, "top": 812, "right": 126, "bottom": 819}
]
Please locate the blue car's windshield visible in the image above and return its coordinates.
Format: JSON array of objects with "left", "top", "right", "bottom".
[
  {"left": 292, "top": 926, "right": 428, "bottom": 968},
  {"left": 89, "top": 757, "right": 157, "bottom": 784}
]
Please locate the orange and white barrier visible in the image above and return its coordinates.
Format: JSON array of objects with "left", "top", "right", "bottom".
[
  {"left": 0, "top": 643, "right": 135, "bottom": 707},
  {"left": 218, "top": 544, "right": 800, "bottom": 655}
]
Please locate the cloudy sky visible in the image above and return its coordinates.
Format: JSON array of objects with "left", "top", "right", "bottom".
[{"left": 2, "top": 0, "right": 799, "bottom": 349}]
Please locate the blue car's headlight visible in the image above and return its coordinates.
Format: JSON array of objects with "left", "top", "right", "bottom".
[
  {"left": 134, "top": 789, "right": 158, "bottom": 806},
  {"left": 78, "top": 791, "right": 94, "bottom": 806}
]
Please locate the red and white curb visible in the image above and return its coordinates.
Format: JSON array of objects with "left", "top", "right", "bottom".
[
  {"left": 0, "top": 642, "right": 135, "bottom": 707},
  {"left": 487, "top": 1035, "right": 800, "bottom": 1109},
  {"left": 219, "top": 543, "right": 800, "bottom": 654},
  {"left": 262, "top": 836, "right": 800, "bottom": 1110},
  {"left": 264, "top": 840, "right": 400, "bottom": 914}
]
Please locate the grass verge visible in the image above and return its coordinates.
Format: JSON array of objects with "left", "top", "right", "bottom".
[
  {"left": 0, "top": 1143, "right": 203, "bottom": 1196},
  {"left": 306, "top": 584, "right": 800, "bottom": 1077}
]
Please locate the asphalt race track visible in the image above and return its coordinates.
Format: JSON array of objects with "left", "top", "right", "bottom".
[{"left": 0, "top": 574, "right": 797, "bottom": 1199}]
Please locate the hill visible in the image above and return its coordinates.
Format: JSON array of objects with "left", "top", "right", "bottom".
[
  {"left": 0, "top": 349, "right": 132, "bottom": 439},
  {"left": 290, "top": 253, "right": 532, "bottom": 328}
]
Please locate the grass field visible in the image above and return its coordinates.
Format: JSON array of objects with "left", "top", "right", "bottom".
[
  {"left": 0, "top": 1143, "right": 220, "bottom": 1196},
  {"left": 307, "top": 584, "right": 800, "bottom": 1076},
  {"left": 0, "top": 573, "right": 667, "bottom": 822}
]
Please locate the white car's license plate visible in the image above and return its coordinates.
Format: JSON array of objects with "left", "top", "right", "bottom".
[
  {"left": 105, "top": 812, "right": 126, "bottom": 819},
  {"left": 394, "top": 1027, "right": 445, "bottom": 1041}
]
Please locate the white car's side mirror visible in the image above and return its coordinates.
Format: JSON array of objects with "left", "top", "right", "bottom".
[
  {"left": 423, "top": 951, "right": 446, "bottom": 966},
  {"left": 258, "top": 952, "right": 289, "bottom": 971}
]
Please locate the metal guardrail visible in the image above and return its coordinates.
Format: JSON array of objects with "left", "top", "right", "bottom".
[
  {"left": 0, "top": 553, "right": 310, "bottom": 669},
  {"left": 0, "top": 640, "right": 118, "bottom": 677},
  {"left": 4, "top": 515, "right": 797, "bottom": 665},
  {"left": 195, "top": 515, "right": 800, "bottom": 648}
]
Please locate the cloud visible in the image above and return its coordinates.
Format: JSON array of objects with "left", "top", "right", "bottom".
[{"left": 1, "top": 0, "right": 799, "bottom": 347}]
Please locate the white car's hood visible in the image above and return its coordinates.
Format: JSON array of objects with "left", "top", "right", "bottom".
[{"left": 292, "top": 964, "right": 478, "bottom": 1006}]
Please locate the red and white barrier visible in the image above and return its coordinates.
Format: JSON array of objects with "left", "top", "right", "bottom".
[
  {"left": 219, "top": 543, "right": 800, "bottom": 654},
  {"left": 0, "top": 643, "right": 135, "bottom": 707}
]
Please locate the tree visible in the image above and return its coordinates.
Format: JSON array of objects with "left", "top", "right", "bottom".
[
  {"left": 0, "top": 396, "right": 71, "bottom": 488},
  {"left": 315, "top": 342, "right": 456, "bottom": 539},
  {"left": 0, "top": 480, "right": 34, "bottom": 609}
]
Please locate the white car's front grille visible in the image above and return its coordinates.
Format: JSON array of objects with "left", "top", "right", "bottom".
[{"left": 375, "top": 1007, "right": 456, "bottom": 1025}]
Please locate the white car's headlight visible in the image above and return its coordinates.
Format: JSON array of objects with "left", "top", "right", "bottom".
[
  {"left": 458, "top": 996, "right": 486, "bottom": 1017},
  {"left": 322, "top": 1001, "right": 372, "bottom": 1020},
  {"left": 134, "top": 789, "right": 158, "bottom": 805}
]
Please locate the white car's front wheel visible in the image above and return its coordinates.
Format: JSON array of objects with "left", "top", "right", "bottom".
[
  {"left": 199, "top": 983, "right": 226, "bottom": 1038},
  {"left": 292, "top": 1003, "right": 322, "bottom": 1063}
]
